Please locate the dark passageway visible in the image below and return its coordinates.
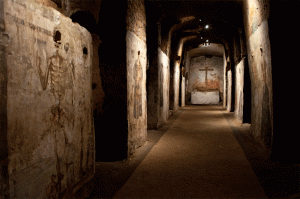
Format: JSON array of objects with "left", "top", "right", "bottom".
[{"left": 1, "top": 0, "right": 300, "bottom": 198}]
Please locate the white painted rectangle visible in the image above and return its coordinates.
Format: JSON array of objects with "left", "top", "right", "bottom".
[{"left": 191, "top": 91, "right": 219, "bottom": 104}]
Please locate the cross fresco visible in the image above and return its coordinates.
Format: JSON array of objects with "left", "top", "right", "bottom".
[{"left": 199, "top": 67, "right": 214, "bottom": 87}]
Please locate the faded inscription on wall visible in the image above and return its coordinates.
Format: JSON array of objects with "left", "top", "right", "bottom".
[{"left": 5, "top": 12, "right": 52, "bottom": 36}]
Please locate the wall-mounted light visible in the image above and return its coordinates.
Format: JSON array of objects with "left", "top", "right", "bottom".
[
  {"left": 205, "top": 24, "right": 209, "bottom": 29},
  {"left": 202, "top": 39, "right": 210, "bottom": 47},
  {"left": 199, "top": 19, "right": 202, "bottom": 22}
]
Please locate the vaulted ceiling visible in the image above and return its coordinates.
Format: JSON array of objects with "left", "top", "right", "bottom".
[{"left": 146, "top": 0, "right": 244, "bottom": 58}]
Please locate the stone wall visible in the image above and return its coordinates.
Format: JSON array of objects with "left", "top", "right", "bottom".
[
  {"left": 158, "top": 48, "right": 170, "bottom": 126},
  {"left": 1, "top": 0, "right": 94, "bottom": 197},
  {"left": 184, "top": 52, "right": 191, "bottom": 104},
  {"left": 181, "top": 75, "right": 185, "bottom": 107},
  {"left": 234, "top": 58, "right": 245, "bottom": 123},
  {"left": 126, "top": 0, "right": 147, "bottom": 156},
  {"left": 243, "top": 0, "right": 273, "bottom": 154},
  {"left": 223, "top": 54, "right": 227, "bottom": 108},
  {"left": 35, "top": 0, "right": 58, "bottom": 9},
  {"left": 54, "top": 0, "right": 101, "bottom": 22},
  {"left": 227, "top": 70, "right": 232, "bottom": 112},
  {"left": 173, "top": 60, "right": 180, "bottom": 112},
  {"left": 0, "top": 0, "right": 8, "bottom": 196}
]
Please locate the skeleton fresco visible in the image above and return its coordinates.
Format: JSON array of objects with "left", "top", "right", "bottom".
[{"left": 37, "top": 30, "right": 75, "bottom": 197}]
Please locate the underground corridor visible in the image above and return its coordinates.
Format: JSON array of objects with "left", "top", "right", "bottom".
[{"left": 1, "top": 0, "right": 300, "bottom": 198}]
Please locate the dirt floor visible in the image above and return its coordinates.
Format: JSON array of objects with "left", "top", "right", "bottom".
[{"left": 74, "top": 105, "right": 299, "bottom": 198}]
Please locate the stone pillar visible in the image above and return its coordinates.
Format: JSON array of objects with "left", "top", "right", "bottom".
[
  {"left": 0, "top": 0, "right": 9, "bottom": 196},
  {"left": 234, "top": 58, "right": 245, "bottom": 123},
  {"left": 173, "top": 60, "right": 180, "bottom": 112},
  {"left": 244, "top": 0, "right": 273, "bottom": 156},
  {"left": 227, "top": 70, "right": 232, "bottom": 112},
  {"left": 158, "top": 48, "right": 170, "bottom": 126},
  {"left": 1, "top": 0, "right": 94, "bottom": 197},
  {"left": 223, "top": 55, "right": 227, "bottom": 109},
  {"left": 181, "top": 75, "right": 185, "bottom": 107},
  {"left": 126, "top": 0, "right": 147, "bottom": 156}
]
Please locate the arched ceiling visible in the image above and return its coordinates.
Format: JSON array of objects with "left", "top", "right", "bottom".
[
  {"left": 146, "top": 0, "right": 243, "bottom": 58},
  {"left": 146, "top": 0, "right": 244, "bottom": 28},
  {"left": 187, "top": 43, "right": 225, "bottom": 58}
]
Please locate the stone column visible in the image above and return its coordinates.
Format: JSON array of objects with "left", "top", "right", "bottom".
[
  {"left": 173, "top": 60, "right": 180, "bottom": 112},
  {"left": 126, "top": 0, "right": 147, "bottom": 156},
  {"left": 227, "top": 70, "right": 232, "bottom": 112}
]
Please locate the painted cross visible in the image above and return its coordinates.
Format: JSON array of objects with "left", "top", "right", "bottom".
[{"left": 199, "top": 67, "right": 214, "bottom": 87}]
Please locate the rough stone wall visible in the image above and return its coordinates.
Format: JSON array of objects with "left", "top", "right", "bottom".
[
  {"left": 158, "top": 48, "right": 170, "bottom": 126},
  {"left": 227, "top": 70, "right": 232, "bottom": 112},
  {"left": 126, "top": 0, "right": 147, "bottom": 156},
  {"left": 188, "top": 56, "right": 224, "bottom": 94},
  {"left": 173, "top": 60, "right": 180, "bottom": 112},
  {"left": 234, "top": 58, "right": 245, "bottom": 123},
  {"left": 147, "top": 17, "right": 171, "bottom": 129},
  {"left": 244, "top": 0, "right": 273, "bottom": 153},
  {"left": 53, "top": 0, "right": 101, "bottom": 22},
  {"left": 35, "top": 0, "right": 58, "bottom": 9},
  {"left": 2, "top": 0, "right": 94, "bottom": 197},
  {"left": 184, "top": 52, "right": 191, "bottom": 104},
  {"left": 223, "top": 54, "right": 227, "bottom": 108},
  {"left": 0, "top": 0, "right": 9, "bottom": 196},
  {"left": 181, "top": 75, "right": 185, "bottom": 107},
  {"left": 172, "top": 39, "right": 184, "bottom": 112}
]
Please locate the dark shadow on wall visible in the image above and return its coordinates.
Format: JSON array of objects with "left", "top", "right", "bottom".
[
  {"left": 268, "top": 0, "right": 300, "bottom": 164},
  {"left": 224, "top": 112, "right": 299, "bottom": 198},
  {"left": 0, "top": 2, "right": 9, "bottom": 195},
  {"left": 243, "top": 56, "right": 251, "bottom": 123},
  {"left": 145, "top": 10, "right": 159, "bottom": 130},
  {"left": 95, "top": 0, "right": 128, "bottom": 162}
]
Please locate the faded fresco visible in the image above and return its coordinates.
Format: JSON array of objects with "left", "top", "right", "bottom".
[
  {"left": 126, "top": 29, "right": 147, "bottom": 156},
  {"left": 36, "top": 30, "right": 76, "bottom": 196},
  {"left": 3, "top": 0, "right": 94, "bottom": 197},
  {"left": 133, "top": 51, "right": 143, "bottom": 119},
  {"left": 188, "top": 56, "right": 224, "bottom": 94}
]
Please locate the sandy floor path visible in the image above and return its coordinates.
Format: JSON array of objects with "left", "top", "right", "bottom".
[{"left": 114, "top": 105, "right": 266, "bottom": 198}]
